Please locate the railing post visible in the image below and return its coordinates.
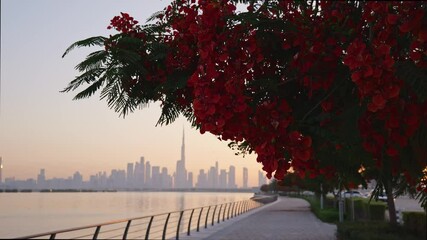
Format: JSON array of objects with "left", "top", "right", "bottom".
[
  {"left": 217, "top": 204, "right": 223, "bottom": 224},
  {"left": 93, "top": 226, "right": 101, "bottom": 240},
  {"left": 231, "top": 202, "right": 235, "bottom": 218},
  {"left": 145, "top": 216, "right": 154, "bottom": 240},
  {"left": 176, "top": 211, "right": 184, "bottom": 240},
  {"left": 237, "top": 201, "right": 242, "bottom": 216},
  {"left": 187, "top": 209, "right": 195, "bottom": 236},
  {"left": 223, "top": 203, "right": 228, "bottom": 222},
  {"left": 227, "top": 202, "right": 233, "bottom": 219},
  {"left": 197, "top": 208, "right": 204, "bottom": 232},
  {"left": 162, "top": 213, "right": 171, "bottom": 240},
  {"left": 123, "top": 220, "right": 132, "bottom": 240},
  {"left": 49, "top": 233, "right": 56, "bottom": 240},
  {"left": 211, "top": 205, "right": 218, "bottom": 226},
  {"left": 233, "top": 201, "right": 239, "bottom": 217},
  {"left": 204, "top": 206, "right": 211, "bottom": 229}
]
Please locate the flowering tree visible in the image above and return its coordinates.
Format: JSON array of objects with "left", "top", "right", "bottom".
[{"left": 63, "top": 0, "right": 427, "bottom": 221}]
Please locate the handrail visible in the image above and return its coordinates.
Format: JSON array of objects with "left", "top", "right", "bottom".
[{"left": 15, "top": 196, "right": 275, "bottom": 240}]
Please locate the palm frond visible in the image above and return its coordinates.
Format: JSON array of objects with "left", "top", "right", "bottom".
[
  {"left": 75, "top": 50, "right": 108, "bottom": 72},
  {"left": 156, "top": 99, "right": 181, "bottom": 126},
  {"left": 73, "top": 77, "right": 105, "bottom": 100},
  {"left": 183, "top": 107, "right": 198, "bottom": 128},
  {"left": 62, "top": 36, "right": 107, "bottom": 58},
  {"left": 61, "top": 68, "right": 105, "bottom": 93},
  {"left": 113, "top": 48, "right": 144, "bottom": 69},
  {"left": 146, "top": 10, "right": 166, "bottom": 23}
]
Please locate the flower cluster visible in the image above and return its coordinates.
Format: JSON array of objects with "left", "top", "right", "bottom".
[{"left": 107, "top": 12, "right": 139, "bottom": 33}]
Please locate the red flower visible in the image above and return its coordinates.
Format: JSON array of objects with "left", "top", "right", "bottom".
[
  {"left": 386, "top": 147, "right": 398, "bottom": 157},
  {"left": 387, "top": 14, "right": 399, "bottom": 25}
]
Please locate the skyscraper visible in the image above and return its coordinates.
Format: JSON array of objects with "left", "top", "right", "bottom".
[
  {"left": 152, "top": 166, "right": 161, "bottom": 189},
  {"left": 175, "top": 128, "right": 188, "bottom": 188},
  {"left": 145, "top": 161, "right": 151, "bottom": 188},
  {"left": 196, "top": 169, "right": 207, "bottom": 188},
  {"left": 0, "top": 157, "right": 3, "bottom": 184},
  {"left": 258, "top": 170, "right": 267, "bottom": 186},
  {"left": 37, "top": 169, "right": 46, "bottom": 189},
  {"left": 228, "top": 165, "right": 237, "bottom": 189},
  {"left": 127, "top": 163, "right": 134, "bottom": 187},
  {"left": 219, "top": 169, "right": 227, "bottom": 189},
  {"left": 134, "top": 156, "right": 145, "bottom": 188},
  {"left": 188, "top": 172, "right": 193, "bottom": 188},
  {"left": 243, "top": 167, "right": 248, "bottom": 188}
]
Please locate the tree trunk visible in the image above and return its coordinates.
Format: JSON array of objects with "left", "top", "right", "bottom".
[{"left": 385, "top": 180, "right": 397, "bottom": 225}]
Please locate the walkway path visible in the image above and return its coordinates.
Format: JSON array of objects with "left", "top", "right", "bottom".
[{"left": 178, "top": 196, "right": 336, "bottom": 240}]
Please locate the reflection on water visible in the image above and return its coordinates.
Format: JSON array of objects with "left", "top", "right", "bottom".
[{"left": 0, "top": 192, "right": 252, "bottom": 238}]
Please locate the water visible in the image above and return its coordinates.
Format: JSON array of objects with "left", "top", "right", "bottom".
[{"left": 0, "top": 191, "right": 252, "bottom": 238}]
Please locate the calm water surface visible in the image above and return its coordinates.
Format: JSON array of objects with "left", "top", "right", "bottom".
[{"left": 0, "top": 191, "right": 252, "bottom": 238}]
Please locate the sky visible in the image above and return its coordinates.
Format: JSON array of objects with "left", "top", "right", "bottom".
[{"left": 0, "top": 0, "right": 264, "bottom": 187}]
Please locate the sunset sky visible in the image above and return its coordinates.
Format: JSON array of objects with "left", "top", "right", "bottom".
[{"left": 0, "top": 0, "right": 264, "bottom": 187}]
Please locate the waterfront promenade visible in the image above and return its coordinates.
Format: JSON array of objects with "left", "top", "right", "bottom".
[{"left": 179, "top": 196, "right": 337, "bottom": 240}]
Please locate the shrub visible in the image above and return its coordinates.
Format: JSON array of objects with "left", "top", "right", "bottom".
[
  {"left": 344, "top": 197, "right": 385, "bottom": 221},
  {"left": 300, "top": 196, "right": 339, "bottom": 223},
  {"left": 367, "top": 202, "right": 386, "bottom": 221},
  {"left": 345, "top": 197, "right": 366, "bottom": 220},
  {"left": 403, "top": 211, "right": 426, "bottom": 238},
  {"left": 337, "top": 221, "right": 422, "bottom": 240}
]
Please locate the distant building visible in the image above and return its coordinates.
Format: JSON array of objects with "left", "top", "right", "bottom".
[
  {"left": 219, "top": 169, "right": 227, "bottom": 189},
  {"left": 196, "top": 169, "right": 207, "bottom": 188},
  {"left": 188, "top": 172, "right": 193, "bottom": 188},
  {"left": 110, "top": 169, "right": 126, "bottom": 189},
  {"left": 145, "top": 161, "right": 151, "bottom": 188},
  {"left": 243, "top": 167, "right": 248, "bottom": 188},
  {"left": 258, "top": 170, "right": 267, "bottom": 186},
  {"left": 134, "top": 157, "right": 145, "bottom": 188},
  {"left": 0, "top": 157, "right": 3, "bottom": 184},
  {"left": 127, "top": 163, "right": 134, "bottom": 188},
  {"left": 152, "top": 166, "right": 161, "bottom": 189},
  {"left": 37, "top": 169, "right": 46, "bottom": 189},
  {"left": 228, "top": 166, "right": 237, "bottom": 189},
  {"left": 208, "top": 166, "right": 216, "bottom": 188},
  {"left": 161, "top": 167, "right": 172, "bottom": 189},
  {"left": 72, "top": 171, "right": 83, "bottom": 189},
  {"left": 175, "top": 128, "right": 188, "bottom": 188}
]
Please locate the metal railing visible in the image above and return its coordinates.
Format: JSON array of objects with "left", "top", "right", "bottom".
[{"left": 15, "top": 198, "right": 267, "bottom": 240}]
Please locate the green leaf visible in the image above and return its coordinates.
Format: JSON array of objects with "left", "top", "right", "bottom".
[
  {"left": 156, "top": 100, "right": 180, "bottom": 126},
  {"left": 146, "top": 10, "right": 165, "bottom": 23},
  {"left": 73, "top": 77, "right": 105, "bottom": 100},
  {"left": 75, "top": 50, "right": 108, "bottom": 72},
  {"left": 62, "top": 36, "right": 107, "bottom": 58},
  {"left": 61, "top": 68, "right": 105, "bottom": 93}
]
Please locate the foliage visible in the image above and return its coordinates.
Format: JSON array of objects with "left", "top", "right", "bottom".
[
  {"left": 63, "top": 1, "right": 427, "bottom": 209},
  {"left": 300, "top": 196, "right": 339, "bottom": 223},
  {"left": 337, "top": 221, "right": 423, "bottom": 240},
  {"left": 402, "top": 211, "right": 427, "bottom": 238},
  {"left": 367, "top": 201, "right": 387, "bottom": 221},
  {"left": 344, "top": 197, "right": 386, "bottom": 221},
  {"left": 345, "top": 197, "right": 366, "bottom": 220}
]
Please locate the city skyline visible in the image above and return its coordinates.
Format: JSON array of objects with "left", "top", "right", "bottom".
[
  {"left": 0, "top": 158, "right": 266, "bottom": 190},
  {"left": 0, "top": 130, "right": 268, "bottom": 189}
]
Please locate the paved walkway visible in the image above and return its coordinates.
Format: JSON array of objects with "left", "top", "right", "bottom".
[{"left": 178, "top": 197, "right": 336, "bottom": 240}]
